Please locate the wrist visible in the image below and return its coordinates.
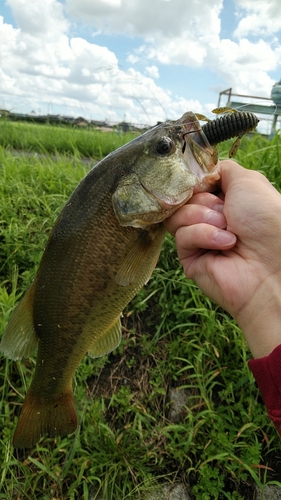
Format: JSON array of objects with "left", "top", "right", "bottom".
[{"left": 236, "top": 276, "right": 281, "bottom": 359}]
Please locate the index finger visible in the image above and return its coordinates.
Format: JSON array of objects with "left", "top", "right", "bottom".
[
  {"left": 164, "top": 198, "right": 226, "bottom": 236},
  {"left": 187, "top": 192, "right": 224, "bottom": 208},
  {"left": 164, "top": 192, "right": 225, "bottom": 235}
]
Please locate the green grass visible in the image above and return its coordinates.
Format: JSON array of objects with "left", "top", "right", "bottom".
[
  {"left": 0, "top": 119, "right": 138, "bottom": 159},
  {"left": 0, "top": 126, "right": 281, "bottom": 499}
]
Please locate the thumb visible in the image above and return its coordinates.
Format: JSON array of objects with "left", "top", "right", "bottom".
[{"left": 218, "top": 160, "right": 248, "bottom": 195}]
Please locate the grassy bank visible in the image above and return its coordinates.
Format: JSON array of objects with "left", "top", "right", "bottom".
[
  {"left": 0, "top": 125, "right": 281, "bottom": 499},
  {"left": 0, "top": 120, "right": 137, "bottom": 159}
]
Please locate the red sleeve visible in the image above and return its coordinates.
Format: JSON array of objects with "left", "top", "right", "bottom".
[{"left": 248, "top": 344, "right": 281, "bottom": 437}]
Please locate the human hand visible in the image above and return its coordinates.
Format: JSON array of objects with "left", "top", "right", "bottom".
[{"left": 164, "top": 160, "right": 281, "bottom": 358}]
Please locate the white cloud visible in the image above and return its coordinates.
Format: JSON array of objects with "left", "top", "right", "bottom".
[
  {"left": 145, "top": 66, "right": 159, "bottom": 79},
  {"left": 67, "top": 0, "right": 223, "bottom": 68},
  {"left": 8, "top": 0, "right": 69, "bottom": 38},
  {"left": 209, "top": 37, "right": 279, "bottom": 97},
  {"left": 1, "top": 0, "right": 281, "bottom": 125},
  {"left": 234, "top": 0, "right": 281, "bottom": 37},
  {"left": 65, "top": 0, "right": 280, "bottom": 96},
  {"left": 140, "top": 38, "right": 207, "bottom": 67},
  {"left": 66, "top": 0, "right": 223, "bottom": 38},
  {"left": 1, "top": 6, "right": 201, "bottom": 124},
  {"left": 126, "top": 54, "right": 140, "bottom": 64}
]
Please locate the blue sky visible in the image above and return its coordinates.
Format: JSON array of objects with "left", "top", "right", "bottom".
[{"left": 1, "top": 0, "right": 281, "bottom": 130}]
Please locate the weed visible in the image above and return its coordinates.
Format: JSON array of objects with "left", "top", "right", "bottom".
[{"left": 0, "top": 120, "right": 138, "bottom": 159}]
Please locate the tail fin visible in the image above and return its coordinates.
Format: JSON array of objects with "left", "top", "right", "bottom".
[{"left": 13, "top": 388, "right": 78, "bottom": 448}]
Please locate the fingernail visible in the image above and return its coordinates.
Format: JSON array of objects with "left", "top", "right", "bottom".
[
  {"left": 205, "top": 210, "right": 226, "bottom": 228},
  {"left": 214, "top": 203, "right": 224, "bottom": 213},
  {"left": 214, "top": 230, "right": 236, "bottom": 246}
]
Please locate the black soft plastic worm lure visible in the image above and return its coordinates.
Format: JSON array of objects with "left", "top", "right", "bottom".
[{"left": 198, "top": 107, "right": 259, "bottom": 158}]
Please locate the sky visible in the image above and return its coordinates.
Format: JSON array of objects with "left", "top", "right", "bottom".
[{"left": 1, "top": 0, "right": 281, "bottom": 129}]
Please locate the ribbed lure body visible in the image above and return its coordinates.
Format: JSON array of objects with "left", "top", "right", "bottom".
[{"left": 198, "top": 107, "right": 259, "bottom": 159}]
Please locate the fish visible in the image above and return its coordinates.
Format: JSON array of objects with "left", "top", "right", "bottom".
[{"left": 0, "top": 112, "right": 220, "bottom": 448}]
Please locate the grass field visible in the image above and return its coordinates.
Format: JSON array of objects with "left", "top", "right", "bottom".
[
  {"left": 0, "top": 120, "right": 137, "bottom": 159},
  {"left": 0, "top": 120, "right": 281, "bottom": 499}
]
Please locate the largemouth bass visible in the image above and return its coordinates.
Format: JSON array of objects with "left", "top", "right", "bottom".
[{"left": 0, "top": 112, "right": 220, "bottom": 448}]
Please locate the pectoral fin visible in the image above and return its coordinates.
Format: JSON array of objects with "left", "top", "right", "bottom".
[
  {"left": 115, "top": 230, "right": 153, "bottom": 286},
  {"left": 0, "top": 283, "right": 39, "bottom": 360},
  {"left": 87, "top": 314, "right": 122, "bottom": 358}
]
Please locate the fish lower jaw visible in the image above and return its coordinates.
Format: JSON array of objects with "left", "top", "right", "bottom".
[
  {"left": 157, "top": 170, "right": 220, "bottom": 213},
  {"left": 129, "top": 175, "right": 220, "bottom": 227}
]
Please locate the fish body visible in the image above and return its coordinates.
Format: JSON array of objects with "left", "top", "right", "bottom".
[{"left": 0, "top": 112, "right": 220, "bottom": 448}]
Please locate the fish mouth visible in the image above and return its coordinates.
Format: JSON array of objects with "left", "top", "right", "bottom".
[
  {"left": 140, "top": 166, "right": 220, "bottom": 216},
  {"left": 181, "top": 111, "right": 216, "bottom": 172}
]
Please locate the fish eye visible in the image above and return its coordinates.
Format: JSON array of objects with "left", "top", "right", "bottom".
[{"left": 155, "top": 137, "right": 173, "bottom": 155}]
